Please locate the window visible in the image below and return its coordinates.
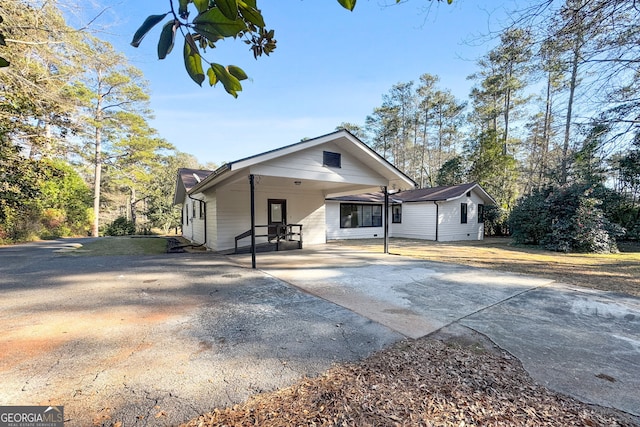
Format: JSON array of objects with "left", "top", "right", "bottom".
[
  {"left": 392, "top": 204, "right": 402, "bottom": 223},
  {"left": 461, "top": 203, "right": 468, "bottom": 224},
  {"left": 323, "top": 151, "right": 341, "bottom": 168},
  {"left": 199, "top": 200, "right": 205, "bottom": 219},
  {"left": 340, "top": 204, "right": 382, "bottom": 228},
  {"left": 185, "top": 205, "right": 189, "bottom": 225},
  {"left": 192, "top": 201, "right": 196, "bottom": 219},
  {"left": 478, "top": 204, "right": 484, "bottom": 223},
  {"left": 466, "top": 191, "right": 471, "bottom": 197}
]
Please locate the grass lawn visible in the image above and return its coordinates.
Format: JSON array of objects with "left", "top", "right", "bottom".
[
  {"left": 331, "top": 237, "right": 640, "bottom": 297},
  {"left": 71, "top": 236, "right": 168, "bottom": 256}
]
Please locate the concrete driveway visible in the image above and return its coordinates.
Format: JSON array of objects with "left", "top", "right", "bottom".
[
  {"left": 2, "top": 239, "right": 639, "bottom": 425},
  {"left": 233, "top": 245, "right": 640, "bottom": 418}
]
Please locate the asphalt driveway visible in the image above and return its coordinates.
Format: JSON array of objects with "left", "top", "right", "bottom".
[
  {"left": 1, "top": 239, "right": 639, "bottom": 426},
  {"left": 0, "top": 239, "right": 401, "bottom": 426}
]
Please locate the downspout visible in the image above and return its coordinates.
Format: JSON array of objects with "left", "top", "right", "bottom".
[
  {"left": 188, "top": 194, "right": 207, "bottom": 248},
  {"left": 433, "top": 201, "right": 439, "bottom": 242}
]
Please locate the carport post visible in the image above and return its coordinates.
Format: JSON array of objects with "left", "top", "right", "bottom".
[
  {"left": 383, "top": 186, "right": 389, "bottom": 254},
  {"left": 249, "top": 174, "right": 256, "bottom": 269}
]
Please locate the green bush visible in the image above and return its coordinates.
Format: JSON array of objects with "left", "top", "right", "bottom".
[
  {"left": 104, "top": 217, "right": 136, "bottom": 236},
  {"left": 509, "top": 184, "right": 624, "bottom": 253}
]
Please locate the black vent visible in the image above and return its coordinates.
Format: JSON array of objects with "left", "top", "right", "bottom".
[{"left": 323, "top": 151, "right": 341, "bottom": 168}]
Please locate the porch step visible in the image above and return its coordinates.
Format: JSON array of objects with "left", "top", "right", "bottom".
[{"left": 234, "top": 240, "right": 301, "bottom": 254}]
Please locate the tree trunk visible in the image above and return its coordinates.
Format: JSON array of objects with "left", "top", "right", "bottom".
[
  {"left": 562, "top": 7, "right": 583, "bottom": 185},
  {"left": 92, "top": 126, "right": 101, "bottom": 237}
]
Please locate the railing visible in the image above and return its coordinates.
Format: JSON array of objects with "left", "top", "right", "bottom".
[{"left": 234, "top": 224, "right": 303, "bottom": 253}]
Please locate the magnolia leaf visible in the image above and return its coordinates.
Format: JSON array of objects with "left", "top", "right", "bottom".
[
  {"left": 157, "top": 21, "right": 176, "bottom": 59},
  {"left": 207, "top": 67, "right": 217, "bottom": 86},
  {"left": 193, "top": 23, "right": 224, "bottom": 42},
  {"left": 238, "top": 1, "right": 265, "bottom": 28},
  {"left": 131, "top": 13, "right": 168, "bottom": 47},
  {"left": 217, "top": 0, "right": 239, "bottom": 20},
  {"left": 193, "top": 7, "right": 246, "bottom": 38},
  {"left": 183, "top": 34, "right": 205, "bottom": 86},
  {"left": 179, "top": 0, "right": 189, "bottom": 18},
  {"left": 0, "top": 56, "right": 9, "bottom": 67},
  {"left": 227, "top": 65, "right": 248, "bottom": 81},
  {"left": 193, "top": 0, "right": 209, "bottom": 13},
  {"left": 211, "top": 63, "right": 242, "bottom": 97},
  {"left": 337, "top": 0, "right": 356, "bottom": 11}
]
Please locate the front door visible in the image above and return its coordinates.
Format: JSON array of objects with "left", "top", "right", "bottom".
[{"left": 268, "top": 199, "right": 287, "bottom": 239}]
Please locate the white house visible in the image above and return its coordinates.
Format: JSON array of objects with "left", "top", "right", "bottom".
[
  {"left": 326, "top": 183, "right": 496, "bottom": 242},
  {"left": 173, "top": 130, "right": 416, "bottom": 256}
]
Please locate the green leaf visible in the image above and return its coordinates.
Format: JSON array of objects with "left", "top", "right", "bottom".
[
  {"left": 207, "top": 67, "right": 217, "bottom": 86},
  {"left": 157, "top": 21, "right": 176, "bottom": 59},
  {"left": 183, "top": 34, "right": 205, "bottom": 86},
  {"left": 211, "top": 63, "right": 242, "bottom": 97},
  {"left": 193, "top": 0, "right": 209, "bottom": 13},
  {"left": 179, "top": 0, "right": 189, "bottom": 17},
  {"left": 217, "top": 0, "right": 239, "bottom": 20},
  {"left": 0, "top": 56, "right": 9, "bottom": 67},
  {"left": 238, "top": 1, "right": 265, "bottom": 27},
  {"left": 337, "top": 0, "right": 356, "bottom": 11},
  {"left": 131, "top": 13, "right": 168, "bottom": 47},
  {"left": 193, "top": 7, "right": 246, "bottom": 38},
  {"left": 227, "top": 65, "right": 248, "bottom": 81},
  {"left": 192, "top": 23, "right": 224, "bottom": 43}
]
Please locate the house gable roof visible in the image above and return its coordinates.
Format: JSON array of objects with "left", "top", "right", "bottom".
[
  {"left": 188, "top": 129, "right": 417, "bottom": 195},
  {"left": 327, "top": 183, "right": 497, "bottom": 205},
  {"left": 173, "top": 168, "right": 213, "bottom": 204}
]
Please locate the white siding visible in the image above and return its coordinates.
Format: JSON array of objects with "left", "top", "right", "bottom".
[
  {"left": 250, "top": 142, "right": 388, "bottom": 187},
  {"left": 390, "top": 202, "right": 437, "bottom": 240},
  {"left": 180, "top": 194, "right": 207, "bottom": 245},
  {"left": 213, "top": 180, "right": 327, "bottom": 251},
  {"left": 437, "top": 191, "right": 485, "bottom": 241}
]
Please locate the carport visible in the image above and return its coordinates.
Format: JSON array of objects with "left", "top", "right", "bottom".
[{"left": 175, "top": 130, "right": 416, "bottom": 267}]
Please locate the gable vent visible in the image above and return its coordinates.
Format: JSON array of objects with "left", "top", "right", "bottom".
[{"left": 323, "top": 151, "right": 341, "bottom": 168}]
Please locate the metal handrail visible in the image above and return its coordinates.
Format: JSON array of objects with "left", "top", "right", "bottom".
[{"left": 234, "top": 224, "right": 303, "bottom": 253}]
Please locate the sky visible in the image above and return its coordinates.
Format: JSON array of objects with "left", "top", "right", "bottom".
[{"left": 74, "top": 0, "right": 513, "bottom": 166}]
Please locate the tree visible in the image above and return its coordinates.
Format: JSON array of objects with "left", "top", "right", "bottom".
[
  {"left": 109, "top": 113, "right": 174, "bottom": 229},
  {"left": 71, "top": 37, "right": 153, "bottom": 237},
  {"left": 0, "top": 0, "right": 83, "bottom": 158}
]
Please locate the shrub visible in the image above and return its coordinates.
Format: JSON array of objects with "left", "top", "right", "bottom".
[
  {"left": 104, "top": 217, "right": 136, "bottom": 236},
  {"left": 509, "top": 184, "right": 624, "bottom": 253}
]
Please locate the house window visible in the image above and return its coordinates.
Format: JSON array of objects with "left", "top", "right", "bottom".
[
  {"left": 199, "top": 200, "right": 205, "bottom": 219},
  {"left": 392, "top": 204, "right": 402, "bottom": 223},
  {"left": 466, "top": 191, "right": 471, "bottom": 197},
  {"left": 323, "top": 151, "right": 341, "bottom": 168},
  {"left": 478, "top": 204, "right": 484, "bottom": 223},
  {"left": 340, "top": 204, "right": 382, "bottom": 228},
  {"left": 461, "top": 203, "right": 468, "bottom": 224},
  {"left": 185, "top": 205, "right": 189, "bottom": 225},
  {"left": 192, "top": 201, "right": 196, "bottom": 219}
]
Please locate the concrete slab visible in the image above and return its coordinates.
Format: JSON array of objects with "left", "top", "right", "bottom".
[
  {"left": 232, "top": 247, "right": 554, "bottom": 339},
  {"left": 232, "top": 244, "right": 640, "bottom": 418},
  {"left": 461, "top": 282, "right": 640, "bottom": 417}
]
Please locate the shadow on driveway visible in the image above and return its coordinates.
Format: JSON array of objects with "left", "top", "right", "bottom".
[{"left": 0, "top": 239, "right": 401, "bottom": 426}]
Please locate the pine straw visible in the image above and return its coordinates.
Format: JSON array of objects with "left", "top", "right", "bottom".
[{"left": 181, "top": 338, "right": 636, "bottom": 427}]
